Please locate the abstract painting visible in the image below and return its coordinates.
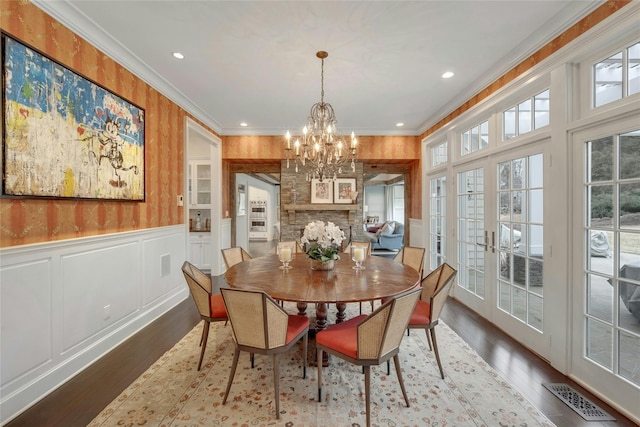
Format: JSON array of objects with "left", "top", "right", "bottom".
[{"left": 2, "top": 33, "right": 145, "bottom": 200}]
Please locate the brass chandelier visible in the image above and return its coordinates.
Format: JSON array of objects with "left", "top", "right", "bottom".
[{"left": 284, "top": 51, "right": 358, "bottom": 182}]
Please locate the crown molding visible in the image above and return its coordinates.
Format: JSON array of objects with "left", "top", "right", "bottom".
[{"left": 31, "top": 0, "right": 222, "bottom": 134}]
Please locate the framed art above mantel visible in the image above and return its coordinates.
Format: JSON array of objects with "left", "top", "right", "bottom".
[
  {"left": 1, "top": 32, "right": 145, "bottom": 201},
  {"left": 310, "top": 179, "right": 333, "bottom": 204},
  {"left": 334, "top": 178, "right": 356, "bottom": 204}
]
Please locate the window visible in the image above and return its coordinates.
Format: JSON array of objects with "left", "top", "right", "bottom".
[
  {"left": 432, "top": 141, "right": 448, "bottom": 166},
  {"left": 503, "top": 89, "right": 550, "bottom": 140},
  {"left": 593, "top": 41, "right": 640, "bottom": 108},
  {"left": 461, "top": 121, "right": 489, "bottom": 156},
  {"left": 430, "top": 176, "right": 446, "bottom": 269},
  {"left": 391, "top": 185, "right": 404, "bottom": 222}
]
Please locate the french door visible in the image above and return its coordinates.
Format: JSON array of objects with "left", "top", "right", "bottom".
[
  {"left": 452, "top": 144, "right": 549, "bottom": 356},
  {"left": 571, "top": 119, "right": 640, "bottom": 415}
]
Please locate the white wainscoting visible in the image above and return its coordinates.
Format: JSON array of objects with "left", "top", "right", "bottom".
[{"left": 0, "top": 225, "right": 188, "bottom": 424}]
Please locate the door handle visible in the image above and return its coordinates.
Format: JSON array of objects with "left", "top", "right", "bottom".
[{"left": 475, "top": 230, "right": 489, "bottom": 251}]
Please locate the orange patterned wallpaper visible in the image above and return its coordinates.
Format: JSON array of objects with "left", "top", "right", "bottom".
[{"left": 0, "top": 1, "right": 213, "bottom": 248}]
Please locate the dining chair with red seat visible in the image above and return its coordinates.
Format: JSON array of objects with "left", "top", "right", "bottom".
[
  {"left": 181, "top": 261, "right": 229, "bottom": 371},
  {"left": 315, "top": 287, "right": 421, "bottom": 427},
  {"left": 220, "top": 287, "right": 310, "bottom": 419},
  {"left": 407, "top": 262, "right": 457, "bottom": 379}
]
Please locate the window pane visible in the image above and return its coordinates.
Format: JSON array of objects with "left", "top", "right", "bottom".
[
  {"left": 594, "top": 51, "right": 623, "bottom": 107},
  {"left": 518, "top": 99, "right": 532, "bottom": 134},
  {"left": 627, "top": 42, "right": 640, "bottom": 97},
  {"left": 480, "top": 121, "right": 489, "bottom": 150},
  {"left": 462, "top": 130, "right": 470, "bottom": 156},
  {"left": 528, "top": 293, "right": 543, "bottom": 331},
  {"left": 504, "top": 107, "right": 516, "bottom": 139},
  {"left": 529, "top": 153, "right": 543, "bottom": 188},
  {"left": 499, "top": 280, "right": 510, "bottom": 311},
  {"left": 588, "top": 136, "right": 614, "bottom": 182},
  {"left": 586, "top": 318, "right": 612, "bottom": 369},
  {"left": 619, "top": 129, "right": 640, "bottom": 180},
  {"left": 589, "top": 184, "right": 614, "bottom": 228},
  {"left": 620, "top": 183, "right": 640, "bottom": 227},
  {"left": 587, "top": 273, "right": 613, "bottom": 322},
  {"left": 529, "top": 189, "right": 543, "bottom": 223},
  {"left": 471, "top": 125, "right": 479, "bottom": 152},
  {"left": 534, "top": 90, "right": 550, "bottom": 129},
  {"left": 618, "top": 331, "right": 640, "bottom": 387}
]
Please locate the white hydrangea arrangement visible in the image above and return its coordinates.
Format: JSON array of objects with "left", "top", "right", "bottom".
[{"left": 300, "top": 220, "right": 345, "bottom": 263}]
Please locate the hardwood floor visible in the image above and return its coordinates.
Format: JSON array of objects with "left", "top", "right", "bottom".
[{"left": 6, "top": 281, "right": 636, "bottom": 426}]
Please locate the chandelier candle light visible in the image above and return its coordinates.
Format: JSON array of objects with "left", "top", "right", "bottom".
[{"left": 284, "top": 51, "right": 358, "bottom": 182}]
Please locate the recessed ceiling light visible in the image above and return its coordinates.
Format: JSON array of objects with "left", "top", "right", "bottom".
[
  {"left": 240, "top": 122, "right": 248, "bottom": 127},
  {"left": 396, "top": 122, "right": 404, "bottom": 127},
  {"left": 172, "top": 52, "right": 184, "bottom": 59},
  {"left": 442, "top": 71, "right": 454, "bottom": 79}
]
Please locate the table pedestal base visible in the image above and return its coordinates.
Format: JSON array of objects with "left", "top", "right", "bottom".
[{"left": 296, "top": 301, "right": 349, "bottom": 367}]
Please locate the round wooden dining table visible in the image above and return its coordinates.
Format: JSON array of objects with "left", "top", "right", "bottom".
[{"left": 224, "top": 253, "right": 420, "bottom": 332}]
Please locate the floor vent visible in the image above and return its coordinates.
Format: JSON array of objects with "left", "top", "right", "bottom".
[{"left": 542, "top": 383, "right": 617, "bottom": 421}]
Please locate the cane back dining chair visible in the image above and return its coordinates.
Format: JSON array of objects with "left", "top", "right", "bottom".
[
  {"left": 315, "top": 287, "right": 421, "bottom": 427},
  {"left": 221, "top": 246, "right": 252, "bottom": 269},
  {"left": 407, "top": 262, "right": 457, "bottom": 379},
  {"left": 343, "top": 241, "right": 372, "bottom": 256},
  {"left": 181, "top": 261, "right": 228, "bottom": 371},
  {"left": 274, "top": 240, "right": 305, "bottom": 254},
  {"left": 393, "top": 246, "right": 426, "bottom": 280},
  {"left": 220, "top": 288, "right": 310, "bottom": 419}
]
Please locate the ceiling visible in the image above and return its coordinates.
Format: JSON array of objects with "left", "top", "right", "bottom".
[{"left": 34, "top": 1, "right": 601, "bottom": 136}]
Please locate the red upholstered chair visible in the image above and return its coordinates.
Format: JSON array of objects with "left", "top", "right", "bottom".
[
  {"left": 181, "top": 261, "right": 228, "bottom": 371},
  {"left": 220, "top": 288, "right": 310, "bottom": 419},
  {"left": 315, "top": 288, "right": 421, "bottom": 427},
  {"left": 407, "top": 262, "right": 457, "bottom": 379}
]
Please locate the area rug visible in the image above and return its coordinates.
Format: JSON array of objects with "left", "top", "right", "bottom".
[{"left": 89, "top": 303, "right": 555, "bottom": 426}]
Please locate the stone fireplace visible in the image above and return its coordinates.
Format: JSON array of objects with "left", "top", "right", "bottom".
[{"left": 279, "top": 160, "right": 365, "bottom": 246}]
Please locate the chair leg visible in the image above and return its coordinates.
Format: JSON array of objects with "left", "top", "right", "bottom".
[
  {"left": 393, "top": 354, "right": 410, "bottom": 407},
  {"left": 197, "top": 321, "right": 210, "bottom": 370},
  {"left": 364, "top": 365, "right": 371, "bottom": 427},
  {"left": 386, "top": 359, "right": 390, "bottom": 375},
  {"left": 302, "top": 332, "right": 308, "bottom": 379},
  {"left": 273, "top": 353, "right": 280, "bottom": 419},
  {"left": 359, "top": 301, "right": 363, "bottom": 314},
  {"left": 250, "top": 352, "right": 255, "bottom": 368},
  {"left": 222, "top": 348, "right": 240, "bottom": 405},
  {"left": 317, "top": 348, "right": 323, "bottom": 402},
  {"left": 425, "top": 328, "right": 433, "bottom": 351},
  {"left": 199, "top": 320, "right": 206, "bottom": 347},
  {"left": 430, "top": 327, "right": 445, "bottom": 379}
]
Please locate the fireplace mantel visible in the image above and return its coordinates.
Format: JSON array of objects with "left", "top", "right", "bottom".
[{"left": 283, "top": 204, "right": 358, "bottom": 224}]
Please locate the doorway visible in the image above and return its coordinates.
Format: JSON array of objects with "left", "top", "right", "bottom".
[{"left": 185, "top": 118, "right": 222, "bottom": 274}]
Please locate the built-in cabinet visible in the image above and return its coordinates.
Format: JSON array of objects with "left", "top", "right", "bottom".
[
  {"left": 189, "top": 232, "right": 212, "bottom": 270},
  {"left": 188, "top": 160, "right": 212, "bottom": 269},
  {"left": 188, "top": 162, "right": 212, "bottom": 208}
]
